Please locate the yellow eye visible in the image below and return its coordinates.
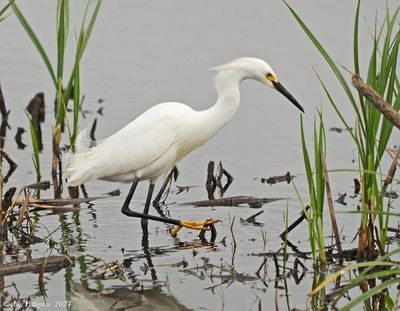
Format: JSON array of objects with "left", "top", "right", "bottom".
[{"left": 266, "top": 73, "right": 278, "bottom": 83}]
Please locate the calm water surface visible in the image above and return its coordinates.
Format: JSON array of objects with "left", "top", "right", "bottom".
[{"left": 0, "top": 1, "right": 398, "bottom": 310}]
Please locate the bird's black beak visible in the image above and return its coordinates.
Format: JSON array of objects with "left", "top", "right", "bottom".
[{"left": 272, "top": 81, "right": 304, "bottom": 113}]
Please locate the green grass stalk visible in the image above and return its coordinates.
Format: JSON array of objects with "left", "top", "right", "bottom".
[
  {"left": 11, "top": 0, "right": 102, "bottom": 149},
  {"left": 0, "top": 0, "right": 14, "bottom": 21},
  {"left": 300, "top": 113, "right": 327, "bottom": 266}
]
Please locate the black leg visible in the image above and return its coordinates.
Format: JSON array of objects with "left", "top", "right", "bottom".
[
  {"left": 141, "top": 183, "right": 155, "bottom": 234},
  {"left": 120, "top": 177, "right": 218, "bottom": 237},
  {"left": 121, "top": 177, "right": 181, "bottom": 226},
  {"left": 121, "top": 176, "right": 140, "bottom": 215}
]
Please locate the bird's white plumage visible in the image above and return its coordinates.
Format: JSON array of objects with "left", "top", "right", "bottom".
[{"left": 65, "top": 58, "right": 298, "bottom": 186}]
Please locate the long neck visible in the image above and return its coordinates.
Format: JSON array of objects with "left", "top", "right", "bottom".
[{"left": 197, "top": 72, "right": 242, "bottom": 143}]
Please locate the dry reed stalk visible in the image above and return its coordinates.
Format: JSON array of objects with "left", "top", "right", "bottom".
[
  {"left": 322, "top": 152, "right": 343, "bottom": 260},
  {"left": 352, "top": 75, "right": 400, "bottom": 129}
]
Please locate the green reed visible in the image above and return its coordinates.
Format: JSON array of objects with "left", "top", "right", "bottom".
[
  {"left": 285, "top": 1, "right": 400, "bottom": 258},
  {"left": 11, "top": 0, "right": 102, "bottom": 149},
  {"left": 0, "top": 0, "right": 14, "bottom": 21},
  {"left": 310, "top": 249, "right": 400, "bottom": 310},
  {"left": 299, "top": 113, "right": 327, "bottom": 266}
]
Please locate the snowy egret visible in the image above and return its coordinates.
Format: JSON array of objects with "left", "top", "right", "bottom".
[{"left": 65, "top": 57, "right": 304, "bottom": 235}]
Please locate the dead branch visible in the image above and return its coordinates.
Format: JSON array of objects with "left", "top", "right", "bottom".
[
  {"left": 185, "top": 196, "right": 285, "bottom": 207},
  {"left": 13, "top": 196, "right": 106, "bottom": 207},
  {"left": 0, "top": 255, "right": 74, "bottom": 277}
]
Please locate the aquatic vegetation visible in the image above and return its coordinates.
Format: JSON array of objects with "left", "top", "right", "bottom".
[
  {"left": 10, "top": 0, "right": 102, "bottom": 150},
  {"left": 286, "top": 0, "right": 400, "bottom": 308},
  {"left": 298, "top": 113, "right": 327, "bottom": 266}
]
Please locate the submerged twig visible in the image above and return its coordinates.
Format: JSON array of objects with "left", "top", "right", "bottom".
[{"left": 279, "top": 205, "right": 310, "bottom": 239}]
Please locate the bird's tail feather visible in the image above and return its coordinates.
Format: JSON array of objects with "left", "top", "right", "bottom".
[{"left": 64, "top": 129, "right": 96, "bottom": 186}]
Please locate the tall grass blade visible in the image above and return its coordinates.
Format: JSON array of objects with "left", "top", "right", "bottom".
[
  {"left": 0, "top": 0, "right": 15, "bottom": 21},
  {"left": 55, "top": 0, "right": 102, "bottom": 131},
  {"left": 339, "top": 278, "right": 400, "bottom": 311},
  {"left": 283, "top": 1, "right": 362, "bottom": 131},
  {"left": 56, "top": 0, "right": 69, "bottom": 81},
  {"left": 10, "top": 1, "right": 57, "bottom": 87}
]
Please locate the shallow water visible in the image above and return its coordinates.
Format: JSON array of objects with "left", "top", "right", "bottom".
[{"left": 0, "top": 0, "right": 399, "bottom": 310}]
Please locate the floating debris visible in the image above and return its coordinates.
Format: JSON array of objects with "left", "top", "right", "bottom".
[
  {"left": 329, "top": 127, "right": 352, "bottom": 133},
  {"left": 87, "top": 259, "right": 124, "bottom": 280},
  {"left": 384, "top": 191, "right": 398, "bottom": 200},
  {"left": 261, "top": 171, "right": 293, "bottom": 185}
]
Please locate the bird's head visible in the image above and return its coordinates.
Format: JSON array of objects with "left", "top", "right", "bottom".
[{"left": 215, "top": 58, "right": 304, "bottom": 113}]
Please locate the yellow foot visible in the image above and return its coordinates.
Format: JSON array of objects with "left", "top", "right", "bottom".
[{"left": 171, "top": 219, "right": 220, "bottom": 237}]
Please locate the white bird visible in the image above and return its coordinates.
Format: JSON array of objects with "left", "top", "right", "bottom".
[{"left": 65, "top": 57, "right": 304, "bottom": 236}]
